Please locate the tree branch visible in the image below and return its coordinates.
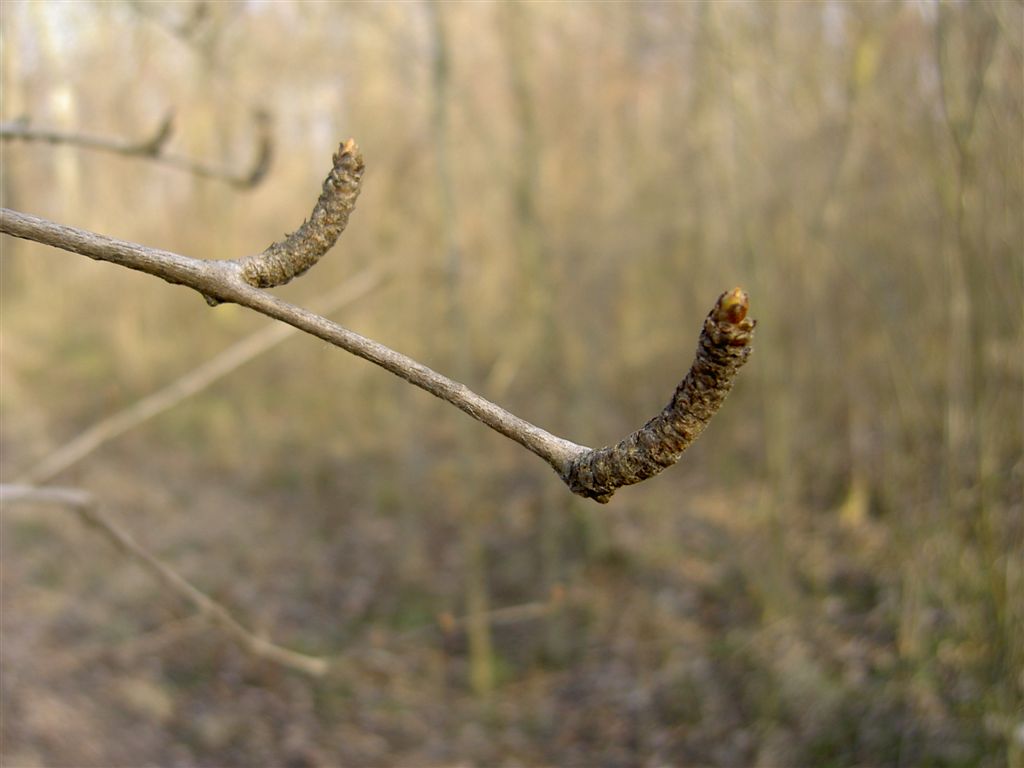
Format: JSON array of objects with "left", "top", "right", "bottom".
[
  {"left": 0, "top": 112, "right": 174, "bottom": 157},
  {"left": 1, "top": 109, "right": 273, "bottom": 189},
  {"left": 0, "top": 140, "right": 754, "bottom": 502},
  {"left": 568, "top": 288, "right": 755, "bottom": 502}
]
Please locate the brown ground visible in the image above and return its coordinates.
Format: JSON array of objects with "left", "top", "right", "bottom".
[{"left": 1, "top": 438, "right": 1006, "bottom": 767}]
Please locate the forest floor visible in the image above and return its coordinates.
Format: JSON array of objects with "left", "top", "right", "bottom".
[{"left": 1, "top": 437, "right": 1009, "bottom": 768}]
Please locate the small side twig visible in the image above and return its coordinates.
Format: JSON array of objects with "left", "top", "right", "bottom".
[
  {"left": 232, "top": 137, "right": 363, "bottom": 287},
  {"left": 0, "top": 484, "right": 331, "bottom": 678}
]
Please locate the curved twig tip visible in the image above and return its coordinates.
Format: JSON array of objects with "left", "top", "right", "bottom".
[
  {"left": 566, "top": 289, "right": 755, "bottom": 503},
  {"left": 234, "top": 139, "right": 364, "bottom": 288}
]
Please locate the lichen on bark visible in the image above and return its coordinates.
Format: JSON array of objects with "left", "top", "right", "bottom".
[{"left": 566, "top": 288, "right": 755, "bottom": 503}]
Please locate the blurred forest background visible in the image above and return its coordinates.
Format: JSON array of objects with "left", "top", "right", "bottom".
[{"left": 1, "top": 1, "right": 1021, "bottom": 766}]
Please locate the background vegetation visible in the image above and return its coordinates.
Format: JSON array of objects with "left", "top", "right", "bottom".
[{"left": 2, "top": 1, "right": 1021, "bottom": 765}]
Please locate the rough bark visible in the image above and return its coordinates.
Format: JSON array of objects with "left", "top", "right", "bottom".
[
  {"left": 565, "top": 289, "right": 755, "bottom": 502},
  {"left": 233, "top": 138, "right": 363, "bottom": 287},
  {"left": 0, "top": 112, "right": 174, "bottom": 156}
]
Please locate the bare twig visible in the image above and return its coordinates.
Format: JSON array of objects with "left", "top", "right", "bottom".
[
  {"left": 0, "top": 201, "right": 586, "bottom": 479},
  {"left": 0, "top": 112, "right": 174, "bottom": 157},
  {"left": 431, "top": 586, "right": 571, "bottom": 640},
  {"left": 0, "top": 484, "right": 331, "bottom": 677},
  {"left": 18, "top": 267, "right": 387, "bottom": 486},
  {"left": 1, "top": 109, "right": 272, "bottom": 189},
  {"left": 0, "top": 140, "right": 754, "bottom": 502}
]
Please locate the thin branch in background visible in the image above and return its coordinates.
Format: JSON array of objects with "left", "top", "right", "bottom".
[
  {"left": 157, "top": 108, "right": 274, "bottom": 190},
  {"left": 0, "top": 140, "right": 754, "bottom": 502},
  {"left": 431, "top": 585, "right": 571, "bottom": 640},
  {"left": 2, "top": 483, "right": 579, "bottom": 678},
  {"left": 17, "top": 267, "right": 387, "bottom": 486},
  {"left": 0, "top": 484, "right": 332, "bottom": 678},
  {"left": 1, "top": 108, "right": 273, "bottom": 190},
  {"left": 0, "top": 111, "right": 174, "bottom": 157}
]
